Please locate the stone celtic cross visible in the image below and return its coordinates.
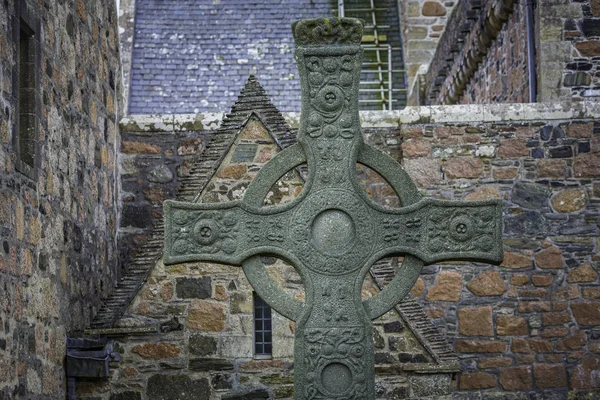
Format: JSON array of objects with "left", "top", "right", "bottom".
[{"left": 163, "top": 18, "right": 503, "bottom": 400}]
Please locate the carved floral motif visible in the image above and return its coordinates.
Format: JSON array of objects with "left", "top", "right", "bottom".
[
  {"left": 170, "top": 210, "right": 238, "bottom": 256},
  {"left": 427, "top": 208, "right": 496, "bottom": 253},
  {"left": 304, "top": 53, "right": 358, "bottom": 141}
]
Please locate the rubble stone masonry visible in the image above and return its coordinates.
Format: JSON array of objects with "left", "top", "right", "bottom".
[
  {"left": 0, "top": 0, "right": 122, "bottom": 398},
  {"left": 95, "top": 102, "right": 600, "bottom": 399}
]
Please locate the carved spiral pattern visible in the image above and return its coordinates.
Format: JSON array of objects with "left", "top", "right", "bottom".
[{"left": 304, "top": 327, "right": 367, "bottom": 400}]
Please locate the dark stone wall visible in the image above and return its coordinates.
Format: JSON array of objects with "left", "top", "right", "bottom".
[
  {"left": 0, "top": 0, "right": 122, "bottom": 397},
  {"left": 423, "top": 0, "right": 600, "bottom": 104},
  {"left": 118, "top": 123, "right": 212, "bottom": 271},
  {"left": 560, "top": 0, "right": 600, "bottom": 100}
]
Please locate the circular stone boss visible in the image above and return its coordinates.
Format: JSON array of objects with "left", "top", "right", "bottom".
[{"left": 290, "top": 188, "right": 375, "bottom": 276}]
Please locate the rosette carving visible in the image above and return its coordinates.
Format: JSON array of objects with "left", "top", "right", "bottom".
[
  {"left": 427, "top": 208, "right": 497, "bottom": 253},
  {"left": 304, "top": 54, "right": 358, "bottom": 140},
  {"left": 170, "top": 210, "right": 238, "bottom": 256}
]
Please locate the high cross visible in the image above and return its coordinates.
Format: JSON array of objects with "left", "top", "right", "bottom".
[{"left": 163, "top": 18, "right": 503, "bottom": 400}]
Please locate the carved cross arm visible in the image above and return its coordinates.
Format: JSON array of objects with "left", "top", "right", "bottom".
[
  {"left": 163, "top": 200, "right": 292, "bottom": 265},
  {"left": 373, "top": 199, "right": 504, "bottom": 265}
]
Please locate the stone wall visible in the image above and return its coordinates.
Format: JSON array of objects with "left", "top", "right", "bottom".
[
  {"left": 87, "top": 102, "right": 600, "bottom": 399},
  {"left": 0, "top": 0, "right": 122, "bottom": 398},
  {"left": 391, "top": 103, "right": 600, "bottom": 397},
  {"left": 99, "top": 111, "right": 449, "bottom": 400},
  {"left": 539, "top": 0, "right": 600, "bottom": 102},
  {"left": 424, "top": 0, "right": 530, "bottom": 104},
  {"left": 398, "top": 0, "right": 456, "bottom": 101},
  {"left": 421, "top": 0, "right": 600, "bottom": 105},
  {"left": 459, "top": 0, "right": 530, "bottom": 104}
]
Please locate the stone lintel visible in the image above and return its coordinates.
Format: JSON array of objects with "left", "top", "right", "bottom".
[
  {"left": 403, "top": 362, "right": 460, "bottom": 373},
  {"left": 84, "top": 326, "right": 159, "bottom": 336}
]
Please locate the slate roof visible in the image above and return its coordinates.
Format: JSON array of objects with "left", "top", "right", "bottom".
[{"left": 128, "top": 0, "right": 407, "bottom": 113}]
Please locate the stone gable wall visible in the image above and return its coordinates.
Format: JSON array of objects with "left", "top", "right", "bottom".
[
  {"left": 0, "top": 0, "right": 122, "bottom": 398},
  {"left": 97, "top": 102, "right": 600, "bottom": 399},
  {"left": 105, "top": 115, "right": 443, "bottom": 400}
]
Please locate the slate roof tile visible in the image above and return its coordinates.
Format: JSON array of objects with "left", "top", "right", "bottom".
[{"left": 129, "top": 0, "right": 407, "bottom": 114}]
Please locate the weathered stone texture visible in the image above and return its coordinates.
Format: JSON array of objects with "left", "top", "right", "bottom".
[
  {"left": 443, "top": 157, "right": 484, "bottom": 179},
  {"left": 571, "top": 357, "right": 600, "bottom": 389},
  {"left": 534, "top": 363, "right": 567, "bottom": 388},
  {"left": 131, "top": 343, "right": 181, "bottom": 359},
  {"left": 146, "top": 374, "right": 210, "bottom": 400},
  {"left": 571, "top": 302, "right": 600, "bottom": 326},
  {"left": 458, "top": 306, "right": 494, "bottom": 336},
  {"left": 496, "top": 316, "right": 528, "bottom": 336},
  {"left": 512, "top": 338, "right": 553, "bottom": 354},
  {"left": 426, "top": 270, "right": 463, "bottom": 301},
  {"left": 534, "top": 247, "right": 564, "bottom": 269},
  {"left": 467, "top": 270, "right": 507, "bottom": 296},
  {"left": 402, "top": 157, "right": 442, "bottom": 187},
  {"left": 459, "top": 372, "right": 496, "bottom": 389},
  {"left": 188, "top": 300, "right": 226, "bottom": 331},
  {"left": 499, "top": 366, "right": 532, "bottom": 390},
  {"left": 0, "top": 0, "right": 121, "bottom": 398},
  {"left": 568, "top": 264, "right": 598, "bottom": 283}
]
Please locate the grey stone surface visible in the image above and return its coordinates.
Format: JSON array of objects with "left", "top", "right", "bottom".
[
  {"left": 231, "top": 144, "right": 258, "bottom": 163},
  {"left": 175, "top": 277, "right": 211, "bottom": 299},
  {"left": 147, "top": 374, "right": 210, "bottom": 400},
  {"left": 188, "top": 358, "right": 234, "bottom": 372},
  {"left": 511, "top": 182, "right": 551, "bottom": 209},
  {"left": 147, "top": 165, "right": 174, "bottom": 183},
  {"left": 222, "top": 388, "right": 270, "bottom": 400},
  {"left": 111, "top": 392, "right": 142, "bottom": 400},
  {"left": 410, "top": 374, "right": 452, "bottom": 397},
  {"left": 189, "top": 334, "right": 218, "bottom": 356},
  {"left": 163, "top": 18, "right": 503, "bottom": 400}
]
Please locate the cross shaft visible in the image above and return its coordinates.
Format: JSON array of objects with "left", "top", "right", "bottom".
[{"left": 163, "top": 18, "right": 503, "bottom": 400}]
